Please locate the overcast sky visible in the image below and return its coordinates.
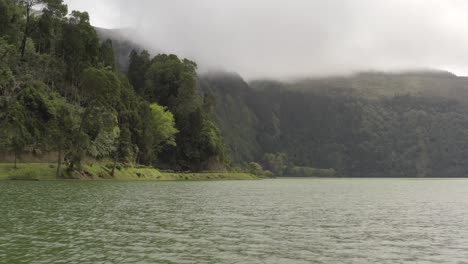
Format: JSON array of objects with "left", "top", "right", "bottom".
[{"left": 65, "top": 0, "right": 468, "bottom": 80}]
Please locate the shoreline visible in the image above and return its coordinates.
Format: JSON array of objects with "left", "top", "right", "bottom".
[{"left": 0, "top": 163, "right": 259, "bottom": 181}]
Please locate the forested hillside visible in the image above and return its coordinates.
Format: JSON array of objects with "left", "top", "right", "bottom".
[
  {"left": 3, "top": 0, "right": 468, "bottom": 178},
  {"left": 96, "top": 23, "right": 468, "bottom": 178},
  {"left": 200, "top": 72, "right": 468, "bottom": 177},
  {"left": 0, "top": 0, "right": 228, "bottom": 178}
]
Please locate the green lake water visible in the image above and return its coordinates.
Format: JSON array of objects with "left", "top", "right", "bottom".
[{"left": 1, "top": 179, "right": 468, "bottom": 263}]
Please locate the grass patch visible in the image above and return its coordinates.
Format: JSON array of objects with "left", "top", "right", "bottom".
[
  {"left": 0, "top": 163, "right": 259, "bottom": 181},
  {"left": 0, "top": 163, "right": 57, "bottom": 181},
  {"left": 159, "top": 172, "right": 258, "bottom": 181}
]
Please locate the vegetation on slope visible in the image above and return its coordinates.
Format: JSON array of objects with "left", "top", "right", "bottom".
[
  {"left": 200, "top": 72, "right": 468, "bottom": 178},
  {"left": 4, "top": 0, "right": 468, "bottom": 179},
  {"left": 0, "top": 0, "right": 232, "bottom": 180}
]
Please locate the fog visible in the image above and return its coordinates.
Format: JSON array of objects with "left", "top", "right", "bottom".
[{"left": 65, "top": 0, "right": 468, "bottom": 80}]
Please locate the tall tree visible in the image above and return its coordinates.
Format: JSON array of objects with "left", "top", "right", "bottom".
[
  {"left": 48, "top": 100, "right": 80, "bottom": 177},
  {"left": 127, "top": 49, "right": 150, "bottom": 95},
  {"left": 60, "top": 11, "right": 99, "bottom": 91},
  {"left": 0, "top": 0, "right": 21, "bottom": 42},
  {"left": 18, "top": 0, "right": 67, "bottom": 57},
  {"left": 64, "top": 67, "right": 121, "bottom": 172},
  {"left": 149, "top": 103, "right": 178, "bottom": 157},
  {"left": 99, "top": 39, "right": 115, "bottom": 69}
]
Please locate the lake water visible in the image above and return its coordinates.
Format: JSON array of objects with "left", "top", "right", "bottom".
[{"left": 1, "top": 179, "right": 468, "bottom": 263}]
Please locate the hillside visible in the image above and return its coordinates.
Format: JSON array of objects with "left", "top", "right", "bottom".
[
  {"left": 102, "top": 30, "right": 468, "bottom": 177},
  {"left": 200, "top": 71, "right": 468, "bottom": 177},
  {"left": 277, "top": 70, "right": 468, "bottom": 102},
  {"left": 0, "top": 4, "right": 229, "bottom": 179}
]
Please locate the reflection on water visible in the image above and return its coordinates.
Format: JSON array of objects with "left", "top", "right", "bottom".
[{"left": 1, "top": 179, "right": 468, "bottom": 263}]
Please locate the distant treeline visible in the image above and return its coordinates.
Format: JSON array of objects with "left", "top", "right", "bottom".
[{"left": 200, "top": 72, "right": 468, "bottom": 177}]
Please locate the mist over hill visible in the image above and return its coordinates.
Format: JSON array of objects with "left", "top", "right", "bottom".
[
  {"left": 200, "top": 71, "right": 468, "bottom": 177},
  {"left": 95, "top": 27, "right": 148, "bottom": 71},
  {"left": 99, "top": 29, "right": 468, "bottom": 177}
]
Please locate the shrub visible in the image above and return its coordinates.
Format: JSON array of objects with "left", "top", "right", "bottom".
[
  {"left": 286, "top": 166, "right": 336, "bottom": 177},
  {"left": 247, "top": 162, "right": 263, "bottom": 176}
]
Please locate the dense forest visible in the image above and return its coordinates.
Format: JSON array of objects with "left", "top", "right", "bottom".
[
  {"left": 3, "top": 0, "right": 468, "bottom": 178},
  {"left": 0, "top": 0, "right": 228, "bottom": 178},
  {"left": 201, "top": 72, "right": 468, "bottom": 177}
]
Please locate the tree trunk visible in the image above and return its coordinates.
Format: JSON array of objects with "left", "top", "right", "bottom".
[
  {"left": 70, "top": 108, "right": 91, "bottom": 172},
  {"left": 14, "top": 153, "right": 17, "bottom": 169},
  {"left": 111, "top": 152, "right": 118, "bottom": 177},
  {"left": 20, "top": 5, "right": 31, "bottom": 58},
  {"left": 56, "top": 146, "right": 62, "bottom": 178}
]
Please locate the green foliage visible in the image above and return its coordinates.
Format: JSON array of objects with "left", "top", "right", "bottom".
[
  {"left": 247, "top": 162, "right": 263, "bottom": 176},
  {"left": 149, "top": 103, "right": 178, "bottom": 148},
  {"left": 0, "top": 0, "right": 20, "bottom": 42},
  {"left": 244, "top": 162, "right": 271, "bottom": 177},
  {"left": 1, "top": 0, "right": 231, "bottom": 176},
  {"left": 99, "top": 39, "right": 115, "bottom": 69},
  {"left": 1, "top": 100, "right": 32, "bottom": 161},
  {"left": 84, "top": 109, "right": 120, "bottom": 158},
  {"left": 0, "top": 64, "right": 14, "bottom": 96},
  {"left": 286, "top": 166, "right": 337, "bottom": 178},
  {"left": 142, "top": 54, "right": 228, "bottom": 171},
  {"left": 80, "top": 67, "right": 120, "bottom": 106},
  {"left": 60, "top": 10, "right": 99, "bottom": 87},
  {"left": 263, "top": 152, "right": 288, "bottom": 176},
  {"left": 127, "top": 49, "right": 150, "bottom": 94},
  {"left": 199, "top": 72, "right": 468, "bottom": 178},
  {"left": 7, "top": 0, "right": 468, "bottom": 179},
  {"left": 199, "top": 73, "right": 261, "bottom": 163}
]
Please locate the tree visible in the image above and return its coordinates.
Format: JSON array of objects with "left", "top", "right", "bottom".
[
  {"left": 32, "top": 0, "right": 67, "bottom": 54},
  {"left": 1, "top": 101, "right": 31, "bottom": 168},
  {"left": 80, "top": 67, "right": 121, "bottom": 107},
  {"left": 144, "top": 54, "right": 198, "bottom": 108},
  {"left": 0, "top": 65, "right": 15, "bottom": 97},
  {"left": 99, "top": 39, "right": 115, "bottom": 69},
  {"left": 127, "top": 49, "right": 150, "bottom": 95},
  {"left": 0, "top": 0, "right": 21, "bottom": 43},
  {"left": 144, "top": 54, "right": 228, "bottom": 170},
  {"left": 18, "top": 0, "right": 67, "bottom": 57},
  {"left": 47, "top": 100, "right": 80, "bottom": 177},
  {"left": 1, "top": 79, "right": 61, "bottom": 168},
  {"left": 248, "top": 162, "right": 263, "bottom": 176},
  {"left": 263, "top": 152, "right": 288, "bottom": 176},
  {"left": 62, "top": 67, "right": 121, "bottom": 173},
  {"left": 113, "top": 73, "right": 142, "bottom": 164},
  {"left": 149, "top": 103, "right": 178, "bottom": 155},
  {"left": 60, "top": 11, "right": 99, "bottom": 91}
]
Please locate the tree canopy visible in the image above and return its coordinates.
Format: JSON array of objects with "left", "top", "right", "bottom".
[{"left": 0, "top": 0, "right": 229, "bottom": 177}]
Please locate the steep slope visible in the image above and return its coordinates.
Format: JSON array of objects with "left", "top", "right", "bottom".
[
  {"left": 206, "top": 71, "right": 468, "bottom": 177},
  {"left": 199, "top": 72, "right": 261, "bottom": 163},
  {"left": 100, "top": 31, "right": 468, "bottom": 177}
]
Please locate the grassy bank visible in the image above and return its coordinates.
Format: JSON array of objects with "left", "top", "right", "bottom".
[
  {"left": 0, "top": 163, "right": 57, "bottom": 181},
  {"left": 0, "top": 163, "right": 258, "bottom": 181}
]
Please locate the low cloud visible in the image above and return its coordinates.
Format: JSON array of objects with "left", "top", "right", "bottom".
[{"left": 65, "top": 0, "right": 468, "bottom": 80}]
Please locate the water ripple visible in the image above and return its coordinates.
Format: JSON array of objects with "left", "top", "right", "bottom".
[{"left": 1, "top": 179, "right": 468, "bottom": 263}]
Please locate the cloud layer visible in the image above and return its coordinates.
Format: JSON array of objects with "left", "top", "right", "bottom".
[{"left": 65, "top": 0, "right": 468, "bottom": 79}]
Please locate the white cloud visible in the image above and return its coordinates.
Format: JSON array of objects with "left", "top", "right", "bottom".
[{"left": 65, "top": 0, "right": 468, "bottom": 79}]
